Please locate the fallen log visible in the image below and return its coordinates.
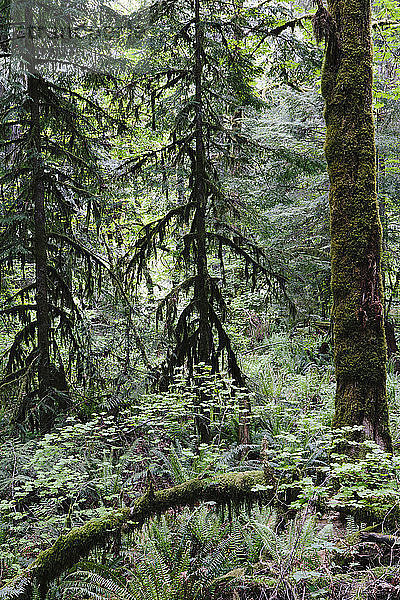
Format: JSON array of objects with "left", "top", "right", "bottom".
[
  {"left": 0, "top": 470, "right": 270, "bottom": 600},
  {"left": 360, "top": 532, "right": 399, "bottom": 546}
]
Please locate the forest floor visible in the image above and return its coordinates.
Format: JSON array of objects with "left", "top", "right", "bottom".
[{"left": 2, "top": 327, "right": 400, "bottom": 599}]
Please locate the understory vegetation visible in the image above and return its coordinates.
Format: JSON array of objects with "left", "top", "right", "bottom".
[
  {"left": 2, "top": 0, "right": 400, "bottom": 598},
  {"left": 2, "top": 334, "right": 400, "bottom": 598}
]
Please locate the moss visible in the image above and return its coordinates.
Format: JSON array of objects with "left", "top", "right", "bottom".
[
  {"left": 1, "top": 471, "right": 270, "bottom": 600},
  {"left": 321, "top": 0, "right": 392, "bottom": 452},
  {"left": 32, "top": 508, "right": 131, "bottom": 595}
]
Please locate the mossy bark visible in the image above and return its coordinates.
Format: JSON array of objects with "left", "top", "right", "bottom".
[
  {"left": 321, "top": 0, "right": 392, "bottom": 451},
  {"left": 1, "top": 471, "right": 269, "bottom": 600},
  {"left": 29, "top": 73, "right": 52, "bottom": 432}
]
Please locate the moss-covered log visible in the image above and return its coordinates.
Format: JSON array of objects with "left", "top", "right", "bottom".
[
  {"left": 0, "top": 470, "right": 269, "bottom": 600},
  {"left": 320, "top": 0, "right": 392, "bottom": 451}
]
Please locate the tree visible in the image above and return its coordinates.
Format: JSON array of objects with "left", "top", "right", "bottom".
[
  {"left": 0, "top": 0, "right": 123, "bottom": 430},
  {"left": 316, "top": 0, "right": 392, "bottom": 450},
  {"left": 124, "top": 0, "right": 290, "bottom": 443}
]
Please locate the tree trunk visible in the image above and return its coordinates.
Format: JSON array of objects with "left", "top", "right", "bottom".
[
  {"left": 193, "top": 0, "right": 212, "bottom": 443},
  {"left": 385, "top": 320, "right": 398, "bottom": 357},
  {"left": 321, "top": 0, "right": 392, "bottom": 451},
  {"left": 25, "top": 6, "right": 52, "bottom": 430}
]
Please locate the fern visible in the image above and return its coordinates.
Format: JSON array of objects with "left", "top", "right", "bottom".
[
  {"left": 0, "top": 578, "right": 31, "bottom": 600},
  {"left": 63, "top": 560, "right": 134, "bottom": 600}
]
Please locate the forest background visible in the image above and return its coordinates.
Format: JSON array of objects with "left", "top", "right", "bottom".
[{"left": 1, "top": 0, "right": 400, "bottom": 598}]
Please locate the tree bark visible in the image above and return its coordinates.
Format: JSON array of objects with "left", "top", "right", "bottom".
[
  {"left": 0, "top": 470, "right": 269, "bottom": 600},
  {"left": 28, "top": 73, "right": 52, "bottom": 430},
  {"left": 321, "top": 0, "right": 392, "bottom": 451},
  {"left": 193, "top": 0, "right": 212, "bottom": 443},
  {"left": 23, "top": 5, "right": 52, "bottom": 430}
]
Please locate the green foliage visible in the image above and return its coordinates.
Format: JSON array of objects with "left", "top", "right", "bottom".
[
  {"left": 0, "top": 414, "right": 138, "bottom": 576},
  {"left": 276, "top": 428, "right": 400, "bottom": 525},
  {"left": 61, "top": 507, "right": 238, "bottom": 600},
  {"left": 59, "top": 508, "right": 336, "bottom": 600},
  {"left": 117, "top": 0, "right": 297, "bottom": 394},
  {"left": 2, "top": 0, "right": 400, "bottom": 598},
  {"left": 0, "top": 71, "right": 120, "bottom": 426},
  {"left": 129, "top": 365, "right": 253, "bottom": 447},
  {"left": 3, "top": 325, "right": 400, "bottom": 598},
  {"left": 247, "top": 514, "right": 335, "bottom": 597}
]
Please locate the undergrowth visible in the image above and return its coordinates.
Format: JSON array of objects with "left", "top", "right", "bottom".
[{"left": 1, "top": 330, "right": 400, "bottom": 599}]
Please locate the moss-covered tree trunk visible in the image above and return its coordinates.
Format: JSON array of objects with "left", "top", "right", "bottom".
[
  {"left": 28, "top": 73, "right": 52, "bottom": 429},
  {"left": 321, "top": 0, "right": 392, "bottom": 451}
]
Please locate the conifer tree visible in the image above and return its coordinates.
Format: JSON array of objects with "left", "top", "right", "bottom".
[
  {"left": 0, "top": 0, "right": 122, "bottom": 430},
  {"left": 123, "top": 0, "right": 290, "bottom": 443}
]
